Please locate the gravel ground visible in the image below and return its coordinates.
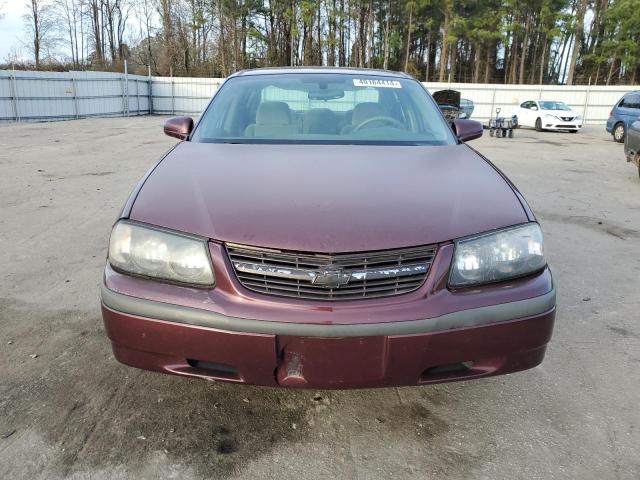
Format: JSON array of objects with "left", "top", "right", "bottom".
[{"left": 0, "top": 117, "right": 639, "bottom": 480}]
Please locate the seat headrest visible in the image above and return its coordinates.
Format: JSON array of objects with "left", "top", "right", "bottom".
[
  {"left": 352, "top": 102, "right": 386, "bottom": 126},
  {"left": 304, "top": 108, "right": 338, "bottom": 134},
  {"left": 256, "top": 101, "right": 292, "bottom": 125}
]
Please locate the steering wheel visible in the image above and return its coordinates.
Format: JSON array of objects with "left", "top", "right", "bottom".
[{"left": 353, "top": 116, "right": 405, "bottom": 132}]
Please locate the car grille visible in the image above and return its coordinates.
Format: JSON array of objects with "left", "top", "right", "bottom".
[
  {"left": 226, "top": 243, "right": 437, "bottom": 301},
  {"left": 561, "top": 116, "right": 574, "bottom": 121}
]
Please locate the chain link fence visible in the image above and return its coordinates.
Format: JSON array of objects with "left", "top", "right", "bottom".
[{"left": 0, "top": 69, "right": 636, "bottom": 124}]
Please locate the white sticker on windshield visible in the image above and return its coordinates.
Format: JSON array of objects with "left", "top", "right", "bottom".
[{"left": 353, "top": 79, "right": 402, "bottom": 88}]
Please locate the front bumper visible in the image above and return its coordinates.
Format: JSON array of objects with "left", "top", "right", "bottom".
[
  {"left": 542, "top": 121, "right": 582, "bottom": 131},
  {"left": 101, "top": 285, "right": 556, "bottom": 389}
]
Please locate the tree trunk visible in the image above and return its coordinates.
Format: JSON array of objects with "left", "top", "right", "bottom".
[
  {"left": 383, "top": 0, "right": 390, "bottom": 70},
  {"left": 438, "top": 5, "right": 450, "bottom": 81},
  {"left": 403, "top": 4, "right": 412, "bottom": 72},
  {"left": 566, "top": 0, "right": 587, "bottom": 85},
  {"left": 519, "top": 13, "right": 531, "bottom": 84}
]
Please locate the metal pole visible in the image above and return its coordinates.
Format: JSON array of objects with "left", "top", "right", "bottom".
[
  {"left": 10, "top": 65, "right": 20, "bottom": 122},
  {"left": 489, "top": 87, "right": 497, "bottom": 120},
  {"left": 583, "top": 78, "right": 591, "bottom": 125},
  {"left": 171, "top": 76, "right": 175, "bottom": 115},
  {"left": 148, "top": 65, "right": 153, "bottom": 115},
  {"left": 71, "top": 76, "right": 79, "bottom": 119},
  {"left": 124, "top": 59, "right": 129, "bottom": 117}
]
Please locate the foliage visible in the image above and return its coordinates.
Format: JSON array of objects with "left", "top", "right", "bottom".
[{"left": 2, "top": 0, "right": 639, "bottom": 84}]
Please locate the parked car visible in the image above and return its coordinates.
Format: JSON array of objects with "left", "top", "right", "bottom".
[
  {"left": 516, "top": 100, "right": 582, "bottom": 132},
  {"left": 433, "top": 89, "right": 462, "bottom": 123},
  {"left": 607, "top": 90, "right": 640, "bottom": 143},
  {"left": 460, "top": 97, "right": 475, "bottom": 118},
  {"left": 432, "top": 89, "right": 475, "bottom": 121},
  {"left": 101, "top": 68, "right": 555, "bottom": 389},
  {"left": 624, "top": 116, "right": 640, "bottom": 177}
]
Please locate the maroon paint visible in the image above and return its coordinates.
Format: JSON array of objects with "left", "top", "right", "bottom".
[
  {"left": 103, "top": 304, "right": 554, "bottom": 389},
  {"left": 163, "top": 116, "right": 193, "bottom": 140},
  {"left": 102, "top": 68, "right": 556, "bottom": 388},
  {"left": 128, "top": 142, "right": 528, "bottom": 253},
  {"left": 104, "top": 244, "right": 553, "bottom": 326},
  {"left": 453, "top": 119, "right": 484, "bottom": 142}
]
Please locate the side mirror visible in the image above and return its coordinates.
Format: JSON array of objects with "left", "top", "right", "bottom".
[
  {"left": 531, "top": 106, "right": 538, "bottom": 111},
  {"left": 453, "top": 119, "right": 483, "bottom": 142},
  {"left": 164, "top": 116, "right": 194, "bottom": 140}
]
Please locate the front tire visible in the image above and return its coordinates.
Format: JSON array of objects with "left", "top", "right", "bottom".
[
  {"left": 535, "top": 118, "right": 543, "bottom": 132},
  {"left": 613, "top": 123, "right": 625, "bottom": 143}
]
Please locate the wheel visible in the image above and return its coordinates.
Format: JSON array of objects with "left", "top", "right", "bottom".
[
  {"left": 508, "top": 129, "right": 514, "bottom": 138},
  {"left": 613, "top": 123, "right": 625, "bottom": 143},
  {"left": 489, "top": 128, "right": 495, "bottom": 137},
  {"left": 535, "top": 118, "right": 543, "bottom": 132},
  {"left": 496, "top": 129, "right": 503, "bottom": 138}
]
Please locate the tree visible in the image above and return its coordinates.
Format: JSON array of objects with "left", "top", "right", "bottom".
[{"left": 24, "top": 0, "right": 55, "bottom": 69}]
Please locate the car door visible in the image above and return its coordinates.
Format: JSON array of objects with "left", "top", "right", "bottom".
[
  {"left": 626, "top": 116, "right": 640, "bottom": 158},
  {"left": 518, "top": 101, "right": 533, "bottom": 127},
  {"left": 618, "top": 93, "right": 640, "bottom": 128}
]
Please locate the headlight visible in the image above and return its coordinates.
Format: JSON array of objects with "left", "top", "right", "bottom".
[
  {"left": 109, "top": 221, "right": 215, "bottom": 286},
  {"left": 449, "top": 223, "right": 546, "bottom": 287}
]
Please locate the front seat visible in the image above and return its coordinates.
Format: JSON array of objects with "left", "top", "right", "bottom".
[
  {"left": 303, "top": 108, "right": 338, "bottom": 135},
  {"left": 341, "top": 102, "right": 387, "bottom": 134},
  {"left": 245, "top": 101, "right": 296, "bottom": 137}
]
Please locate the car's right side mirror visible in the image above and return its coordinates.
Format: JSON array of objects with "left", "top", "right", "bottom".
[
  {"left": 453, "top": 119, "right": 483, "bottom": 142},
  {"left": 164, "top": 116, "right": 194, "bottom": 140},
  {"left": 531, "top": 106, "right": 538, "bottom": 111}
]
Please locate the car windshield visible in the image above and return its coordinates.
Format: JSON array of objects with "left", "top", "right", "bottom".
[
  {"left": 539, "top": 101, "right": 571, "bottom": 111},
  {"left": 190, "top": 73, "right": 456, "bottom": 146}
]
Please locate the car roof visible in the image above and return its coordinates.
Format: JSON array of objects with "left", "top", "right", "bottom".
[{"left": 229, "top": 66, "right": 414, "bottom": 80}]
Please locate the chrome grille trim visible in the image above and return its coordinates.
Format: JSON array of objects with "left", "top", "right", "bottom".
[{"left": 226, "top": 243, "right": 437, "bottom": 301}]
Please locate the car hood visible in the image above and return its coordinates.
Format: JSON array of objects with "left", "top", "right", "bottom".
[
  {"left": 129, "top": 142, "right": 528, "bottom": 252},
  {"left": 543, "top": 109, "right": 579, "bottom": 117}
]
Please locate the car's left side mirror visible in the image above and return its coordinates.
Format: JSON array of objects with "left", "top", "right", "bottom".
[
  {"left": 164, "top": 116, "right": 194, "bottom": 140},
  {"left": 453, "top": 119, "right": 483, "bottom": 142}
]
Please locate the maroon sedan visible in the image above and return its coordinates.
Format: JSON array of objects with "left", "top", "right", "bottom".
[{"left": 101, "top": 68, "right": 555, "bottom": 389}]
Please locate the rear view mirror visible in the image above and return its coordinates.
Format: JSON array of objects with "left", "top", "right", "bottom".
[
  {"left": 164, "top": 116, "right": 194, "bottom": 140},
  {"left": 453, "top": 119, "right": 483, "bottom": 142},
  {"left": 308, "top": 89, "right": 344, "bottom": 100}
]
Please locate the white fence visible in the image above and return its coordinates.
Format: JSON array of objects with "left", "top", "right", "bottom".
[{"left": 0, "top": 69, "right": 637, "bottom": 124}]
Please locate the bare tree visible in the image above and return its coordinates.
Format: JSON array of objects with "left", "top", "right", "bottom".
[
  {"left": 24, "top": 0, "right": 56, "bottom": 69},
  {"left": 54, "top": 0, "right": 82, "bottom": 67},
  {"left": 136, "top": 0, "right": 157, "bottom": 73}
]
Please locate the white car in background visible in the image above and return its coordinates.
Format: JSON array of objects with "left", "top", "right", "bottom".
[{"left": 517, "top": 100, "right": 583, "bottom": 133}]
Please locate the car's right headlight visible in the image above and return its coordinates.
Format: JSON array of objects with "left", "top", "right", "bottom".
[
  {"left": 449, "top": 223, "right": 546, "bottom": 287},
  {"left": 108, "top": 221, "right": 215, "bottom": 287}
]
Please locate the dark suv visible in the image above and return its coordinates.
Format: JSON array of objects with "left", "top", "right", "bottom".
[{"left": 607, "top": 91, "right": 640, "bottom": 143}]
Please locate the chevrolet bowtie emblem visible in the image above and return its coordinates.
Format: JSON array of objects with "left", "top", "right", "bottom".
[{"left": 311, "top": 265, "right": 351, "bottom": 289}]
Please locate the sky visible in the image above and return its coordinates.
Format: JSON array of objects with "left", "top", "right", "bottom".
[{"left": 0, "top": 1, "right": 27, "bottom": 62}]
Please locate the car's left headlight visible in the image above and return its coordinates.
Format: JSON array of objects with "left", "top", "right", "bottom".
[
  {"left": 108, "top": 221, "right": 215, "bottom": 286},
  {"left": 449, "top": 223, "right": 546, "bottom": 287}
]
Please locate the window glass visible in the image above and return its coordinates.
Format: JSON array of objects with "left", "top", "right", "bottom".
[
  {"left": 539, "top": 101, "right": 571, "bottom": 111},
  {"left": 190, "top": 73, "right": 456, "bottom": 146},
  {"left": 621, "top": 94, "right": 640, "bottom": 109}
]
